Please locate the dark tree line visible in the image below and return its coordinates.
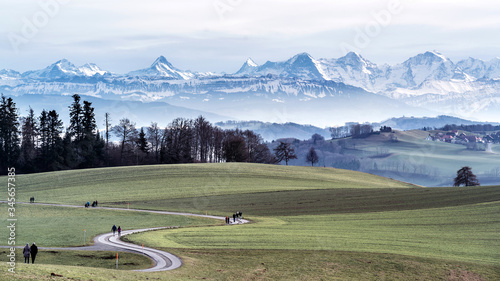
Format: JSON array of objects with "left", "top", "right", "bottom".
[
  {"left": 1, "top": 94, "right": 106, "bottom": 174},
  {"left": 106, "top": 116, "right": 276, "bottom": 166},
  {"left": 440, "top": 124, "right": 500, "bottom": 133},
  {"left": 0, "top": 95, "right": 275, "bottom": 175},
  {"left": 330, "top": 123, "right": 374, "bottom": 139}
]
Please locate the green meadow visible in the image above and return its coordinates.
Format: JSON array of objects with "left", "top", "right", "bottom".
[
  {"left": 1, "top": 163, "right": 499, "bottom": 280},
  {"left": 0, "top": 204, "right": 218, "bottom": 247},
  {"left": 14, "top": 163, "right": 415, "bottom": 214}
]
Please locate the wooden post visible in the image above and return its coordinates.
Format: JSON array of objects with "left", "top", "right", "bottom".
[{"left": 116, "top": 253, "right": 118, "bottom": 269}]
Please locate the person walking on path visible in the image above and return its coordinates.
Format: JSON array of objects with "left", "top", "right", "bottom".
[
  {"left": 233, "top": 213, "right": 236, "bottom": 223},
  {"left": 117, "top": 226, "right": 122, "bottom": 236},
  {"left": 30, "top": 243, "right": 38, "bottom": 264},
  {"left": 23, "top": 244, "right": 30, "bottom": 264},
  {"left": 112, "top": 224, "right": 117, "bottom": 236}
]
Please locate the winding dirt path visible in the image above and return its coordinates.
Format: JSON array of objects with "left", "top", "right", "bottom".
[{"left": 0, "top": 201, "right": 249, "bottom": 272}]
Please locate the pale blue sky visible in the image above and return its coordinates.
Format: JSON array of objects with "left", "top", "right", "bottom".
[{"left": 1, "top": 0, "right": 499, "bottom": 73}]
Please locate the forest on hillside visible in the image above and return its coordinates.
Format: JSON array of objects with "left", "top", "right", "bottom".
[{"left": 0, "top": 94, "right": 276, "bottom": 175}]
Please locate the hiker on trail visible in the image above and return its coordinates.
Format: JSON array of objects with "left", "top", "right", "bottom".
[
  {"left": 31, "top": 242, "right": 38, "bottom": 264},
  {"left": 233, "top": 213, "right": 236, "bottom": 223},
  {"left": 30, "top": 196, "right": 34, "bottom": 203},
  {"left": 95, "top": 200, "right": 98, "bottom": 207},
  {"left": 23, "top": 244, "right": 30, "bottom": 264},
  {"left": 112, "top": 224, "right": 117, "bottom": 236},
  {"left": 239, "top": 211, "right": 243, "bottom": 219},
  {"left": 117, "top": 226, "right": 121, "bottom": 236}
]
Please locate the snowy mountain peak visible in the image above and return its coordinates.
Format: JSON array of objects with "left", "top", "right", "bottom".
[
  {"left": 427, "top": 50, "right": 448, "bottom": 61},
  {"left": 235, "top": 58, "right": 259, "bottom": 75},
  {"left": 342, "top": 51, "right": 363, "bottom": 61},
  {"left": 128, "top": 56, "right": 194, "bottom": 79},
  {"left": 235, "top": 52, "right": 325, "bottom": 80},
  {"left": 79, "top": 63, "right": 108, "bottom": 76},
  {"left": 245, "top": 58, "right": 258, "bottom": 67},
  {"left": 54, "top": 59, "right": 79, "bottom": 71},
  {"left": 407, "top": 51, "right": 450, "bottom": 66},
  {"left": 152, "top": 56, "right": 174, "bottom": 68},
  {"left": 0, "top": 69, "right": 21, "bottom": 77},
  {"left": 287, "top": 52, "right": 314, "bottom": 64},
  {"left": 21, "top": 58, "right": 82, "bottom": 79},
  {"left": 336, "top": 51, "right": 376, "bottom": 69}
]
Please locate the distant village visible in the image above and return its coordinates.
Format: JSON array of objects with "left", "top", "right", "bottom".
[{"left": 425, "top": 130, "right": 500, "bottom": 149}]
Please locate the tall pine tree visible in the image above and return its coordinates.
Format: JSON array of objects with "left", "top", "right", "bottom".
[
  {"left": 0, "top": 95, "right": 20, "bottom": 173},
  {"left": 19, "top": 107, "right": 38, "bottom": 172},
  {"left": 68, "top": 94, "right": 83, "bottom": 141}
]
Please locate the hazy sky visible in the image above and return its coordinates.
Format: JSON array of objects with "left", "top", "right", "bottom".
[{"left": 1, "top": 0, "right": 499, "bottom": 73}]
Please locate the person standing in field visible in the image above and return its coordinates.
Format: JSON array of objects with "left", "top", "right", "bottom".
[
  {"left": 117, "top": 226, "right": 121, "bottom": 236},
  {"left": 23, "top": 244, "right": 30, "bottom": 263},
  {"left": 30, "top": 242, "right": 38, "bottom": 264},
  {"left": 112, "top": 224, "right": 117, "bottom": 236}
]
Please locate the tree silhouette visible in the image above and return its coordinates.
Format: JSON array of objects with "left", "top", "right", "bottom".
[
  {"left": 453, "top": 166, "right": 480, "bottom": 187},
  {"left": 306, "top": 147, "right": 319, "bottom": 166},
  {"left": 274, "top": 141, "right": 297, "bottom": 165}
]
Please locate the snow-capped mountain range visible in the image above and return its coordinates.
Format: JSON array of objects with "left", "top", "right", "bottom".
[{"left": 1, "top": 51, "right": 499, "bottom": 126}]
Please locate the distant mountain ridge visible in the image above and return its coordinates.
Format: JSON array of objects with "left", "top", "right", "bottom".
[
  {"left": 1, "top": 51, "right": 500, "bottom": 126},
  {"left": 378, "top": 115, "right": 500, "bottom": 131}
]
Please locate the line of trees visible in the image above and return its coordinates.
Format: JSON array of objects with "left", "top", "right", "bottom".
[
  {"left": 440, "top": 124, "right": 500, "bottom": 133},
  {"left": 330, "top": 123, "right": 373, "bottom": 139},
  {"left": 0, "top": 94, "right": 276, "bottom": 175},
  {"left": 110, "top": 116, "right": 276, "bottom": 166}
]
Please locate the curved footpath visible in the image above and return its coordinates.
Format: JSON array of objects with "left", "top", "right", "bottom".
[{"left": 0, "top": 201, "right": 249, "bottom": 272}]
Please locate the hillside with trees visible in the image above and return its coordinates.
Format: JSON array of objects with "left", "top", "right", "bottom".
[{"left": 270, "top": 125, "right": 500, "bottom": 187}]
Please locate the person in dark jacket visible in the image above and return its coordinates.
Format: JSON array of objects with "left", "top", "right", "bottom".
[
  {"left": 23, "top": 244, "right": 30, "bottom": 263},
  {"left": 30, "top": 242, "right": 38, "bottom": 264},
  {"left": 112, "top": 224, "right": 117, "bottom": 236}
]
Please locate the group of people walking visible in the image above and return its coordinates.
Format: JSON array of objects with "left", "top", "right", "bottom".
[
  {"left": 23, "top": 243, "right": 38, "bottom": 264},
  {"left": 84, "top": 200, "right": 99, "bottom": 208},
  {"left": 111, "top": 224, "right": 122, "bottom": 236},
  {"left": 225, "top": 211, "right": 243, "bottom": 224}
]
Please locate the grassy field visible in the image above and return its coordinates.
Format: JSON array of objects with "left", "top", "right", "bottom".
[
  {"left": 1, "top": 163, "right": 499, "bottom": 280},
  {"left": 2, "top": 249, "right": 499, "bottom": 280},
  {"left": 126, "top": 201, "right": 500, "bottom": 265},
  {"left": 0, "top": 249, "right": 152, "bottom": 271},
  {"left": 14, "top": 163, "right": 416, "bottom": 208},
  {"left": 116, "top": 185, "right": 500, "bottom": 216},
  {"left": 0, "top": 204, "right": 219, "bottom": 247}
]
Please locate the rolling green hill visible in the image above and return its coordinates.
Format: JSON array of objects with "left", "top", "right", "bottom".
[
  {"left": 14, "top": 163, "right": 416, "bottom": 208},
  {"left": 1, "top": 163, "right": 499, "bottom": 280}
]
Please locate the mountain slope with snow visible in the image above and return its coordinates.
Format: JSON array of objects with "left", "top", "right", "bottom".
[{"left": 1, "top": 51, "right": 500, "bottom": 126}]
